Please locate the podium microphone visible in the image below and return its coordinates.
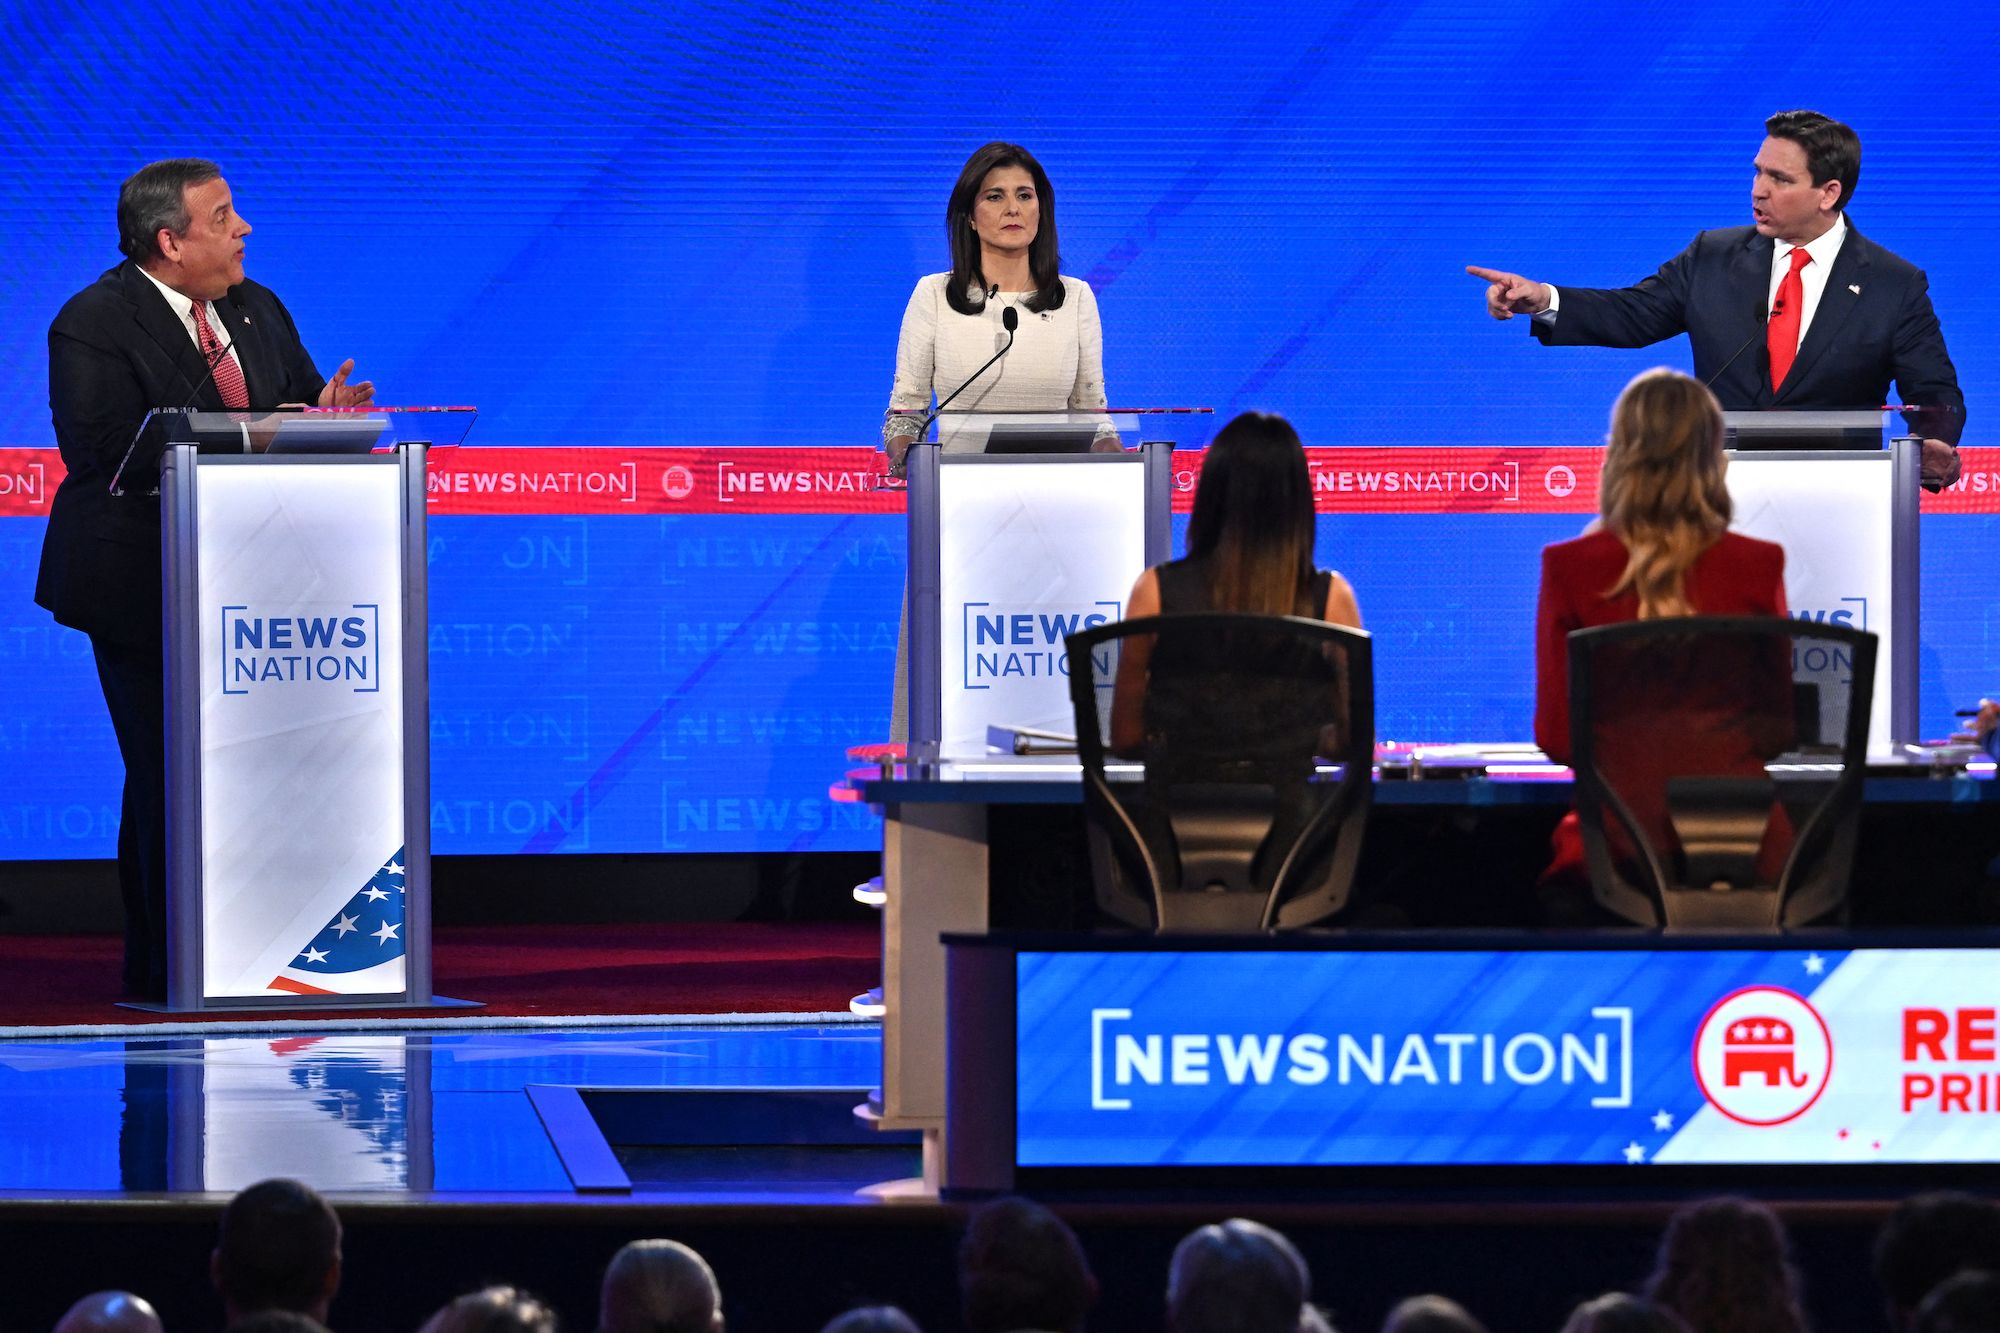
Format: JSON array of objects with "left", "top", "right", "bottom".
[
  {"left": 109, "top": 291, "right": 247, "bottom": 497},
  {"left": 1704, "top": 297, "right": 1779, "bottom": 391},
  {"left": 889, "top": 305, "right": 1018, "bottom": 477}
]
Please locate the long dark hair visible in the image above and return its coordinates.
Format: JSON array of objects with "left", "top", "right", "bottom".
[
  {"left": 1185, "top": 412, "right": 1318, "bottom": 617},
  {"left": 945, "top": 142, "right": 1066, "bottom": 316}
]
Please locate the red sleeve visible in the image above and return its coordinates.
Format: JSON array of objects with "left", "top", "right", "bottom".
[
  {"left": 1767, "top": 544, "right": 1788, "bottom": 616},
  {"left": 1533, "top": 547, "right": 1574, "bottom": 763}
]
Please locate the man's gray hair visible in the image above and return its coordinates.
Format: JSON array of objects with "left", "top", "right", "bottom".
[{"left": 118, "top": 158, "right": 221, "bottom": 262}]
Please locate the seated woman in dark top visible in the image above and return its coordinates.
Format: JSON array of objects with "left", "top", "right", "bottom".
[
  {"left": 1110, "top": 411, "right": 1360, "bottom": 754},
  {"left": 1534, "top": 368, "right": 1791, "bottom": 899}
]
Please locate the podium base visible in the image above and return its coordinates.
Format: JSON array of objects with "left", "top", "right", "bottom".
[{"left": 117, "top": 994, "right": 484, "bottom": 1016}]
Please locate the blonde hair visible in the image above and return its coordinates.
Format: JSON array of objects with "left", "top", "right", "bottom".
[{"left": 1598, "top": 369, "right": 1733, "bottom": 618}]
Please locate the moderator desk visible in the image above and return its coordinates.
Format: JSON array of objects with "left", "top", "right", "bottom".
[{"left": 839, "top": 747, "right": 2000, "bottom": 1183}]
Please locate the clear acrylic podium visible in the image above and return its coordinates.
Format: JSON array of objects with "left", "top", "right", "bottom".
[
  {"left": 142, "top": 408, "right": 477, "bottom": 1012},
  {"left": 1721, "top": 410, "right": 1920, "bottom": 755}
]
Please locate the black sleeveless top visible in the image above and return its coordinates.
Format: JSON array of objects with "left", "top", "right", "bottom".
[{"left": 1154, "top": 555, "right": 1332, "bottom": 619}]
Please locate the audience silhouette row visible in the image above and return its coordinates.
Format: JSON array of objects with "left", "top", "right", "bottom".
[{"left": 47, "top": 1179, "right": 2000, "bottom": 1333}]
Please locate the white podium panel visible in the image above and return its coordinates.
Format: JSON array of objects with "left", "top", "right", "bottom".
[
  {"left": 1725, "top": 445, "right": 1916, "bottom": 757},
  {"left": 932, "top": 460, "right": 1149, "bottom": 758},
  {"left": 193, "top": 462, "right": 409, "bottom": 997}
]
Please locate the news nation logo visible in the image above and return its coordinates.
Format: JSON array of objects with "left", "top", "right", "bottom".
[
  {"left": 220, "top": 605, "right": 381, "bottom": 696},
  {"left": 961, "top": 601, "right": 1120, "bottom": 689},
  {"left": 1692, "top": 986, "right": 1833, "bottom": 1126}
]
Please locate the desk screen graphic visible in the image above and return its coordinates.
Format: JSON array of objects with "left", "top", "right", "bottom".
[{"left": 1016, "top": 947, "right": 2000, "bottom": 1167}]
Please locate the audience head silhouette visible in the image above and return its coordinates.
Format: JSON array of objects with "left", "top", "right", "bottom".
[
  {"left": 53, "top": 1292, "right": 163, "bottom": 1333},
  {"left": 958, "top": 1196, "right": 1097, "bottom": 1333},
  {"left": 1557, "top": 1293, "right": 1692, "bottom": 1333},
  {"left": 1875, "top": 1192, "right": 2000, "bottom": 1333},
  {"left": 1915, "top": 1270, "right": 2000, "bottom": 1333},
  {"left": 818, "top": 1307, "right": 922, "bottom": 1333},
  {"left": 1380, "top": 1294, "right": 1486, "bottom": 1333},
  {"left": 1643, "top": 1197, "right": 1805, "bottom": 1333},
  {"left": 599, "top": 1239, "right": 723, "bottom": 1333},
  {"left": 421, "top": 1286, "right": 558, "bottom": 1333},
  {"left": 211, "top": 1178, "right": 343, "bottom": 1325},
  {"left": 1598, "top": 368, "right": 1732, "bottom": 618},
  {"left": 1166, "top": 1218, "right": 1317, "bottom": 1333}
]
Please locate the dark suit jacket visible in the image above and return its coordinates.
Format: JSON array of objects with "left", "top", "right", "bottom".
[
  {"left": 1534, "top": 223, "right": 1966, "bottom": 446},
  {"left": 36, "top": 261, "right": 327, "bottom": 646}
]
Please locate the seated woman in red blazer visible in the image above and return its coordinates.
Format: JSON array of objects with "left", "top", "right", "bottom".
[{"left": 1534, "top": 368, "right": 1790, "bottom": 908}]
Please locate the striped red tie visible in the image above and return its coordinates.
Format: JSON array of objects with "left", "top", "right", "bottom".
[
  {"left": 192, "top": 298, "right": 250, "bottom": 410},
  {"left": 1766, "top": 246, "right": 1812, "bottom": 391}
]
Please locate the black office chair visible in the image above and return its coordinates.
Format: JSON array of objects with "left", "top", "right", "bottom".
[
  {"left": 1568, "top": 616, "right": 1876, "bottom": 931},
  {"left": 1064, "top": 613, "right": 1373, "bottom": 932}
]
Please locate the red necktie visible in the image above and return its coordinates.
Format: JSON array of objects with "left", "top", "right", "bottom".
[
  {"left": 191, "top": 298, "right": 250, "bottom": 410},
  {"left": 1766, "top": 246, "right": 1812, "bottom": 391}
]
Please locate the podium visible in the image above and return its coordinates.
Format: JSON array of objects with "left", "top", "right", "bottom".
[
  {"left": 143, "top": 408, "right": 476, "bottom": 1012},
  {"left": 1721, "top": 413, "right": 1920, "bottom": 756},
  {"left": 879, "top": 410, "right": 1202, "bottom": 1164},
  {"left": 903, "top": 411, "right": 1204, "bottom": 757}
]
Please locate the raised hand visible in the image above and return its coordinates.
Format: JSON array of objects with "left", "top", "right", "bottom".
[
  {"left": 1465, "top": 265, "right": 1552, "bottom": 320},
  {"left": 318, "top": 359, "right": 376, "bottom": 408}
]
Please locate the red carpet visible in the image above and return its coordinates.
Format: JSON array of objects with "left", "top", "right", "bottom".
[{"left": 0, "top": 921, "right": 881, "bottom": 1028}]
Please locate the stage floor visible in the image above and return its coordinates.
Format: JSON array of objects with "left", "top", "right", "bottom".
[{"left": 0, "top": 1022, "right": 915, "bottom": 1203}]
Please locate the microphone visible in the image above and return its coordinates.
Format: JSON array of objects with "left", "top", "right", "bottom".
[
  {"left": 1703, "top": 296, "right": 1780, "bottom": 392},
  {"left": 888, "top": 305, "right": 1019, "bottom": 476},
  {"left": 109, "top": 290, "right": 247, "bottom": 496}
]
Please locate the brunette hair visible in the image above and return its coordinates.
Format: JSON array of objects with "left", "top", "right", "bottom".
[
  {"left": 1765, "top": 110, "right": 1861, "bottom": 212},
  {"left": 1598, "top": 369, "right": 1732, "bottom": 618},
  {"left": 944, "top": 142, "right": 1065, "bottom": 315},
  {"left": 1184, "top": 412, "right": 1318, "bottom": 617}
]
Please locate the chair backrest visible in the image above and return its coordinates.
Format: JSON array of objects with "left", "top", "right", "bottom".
[
  {"left": 1567, "top": 616, "right": 1876, "bottom": 931},
  {"left": 1065, "top": 613, "right": 1374, "bottom": 932}
]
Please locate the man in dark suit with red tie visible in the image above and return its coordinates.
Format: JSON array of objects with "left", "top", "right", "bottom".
[
  {"left": 36, "top": 159, "right": 373, "bottom": 999},
  {"left": 1468, "top": 110, "right": 1966, "bottom": 491}
]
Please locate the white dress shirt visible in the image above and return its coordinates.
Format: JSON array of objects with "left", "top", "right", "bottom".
[
  {"left": 134, "top": 263, "right": 245, "bottom": 384},
  {"left": 1765, "top": 214, "right": 1848, "bottom": 355}
]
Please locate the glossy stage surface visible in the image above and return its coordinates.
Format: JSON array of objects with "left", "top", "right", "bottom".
[{"left": 0, "top": 1022, "right": 912, "bottom": 1202}]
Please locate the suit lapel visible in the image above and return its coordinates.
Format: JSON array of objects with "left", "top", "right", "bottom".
[
  {"left": 120, "top": 263, "right": 221, "bottom": 410},
  {"left": 1777, "top": 224, "right": 1871, "bottom": 403},
  {"left": 1728, "top": 233, "right": 1775, "bottom": 404},
  {"left": 221, "top": 288, "right": 275, "bottom": 405}
]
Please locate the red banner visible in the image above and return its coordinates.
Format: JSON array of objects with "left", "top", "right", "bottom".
[{"left": 4, "top": 445, "right": 1997, "bottom": 518}]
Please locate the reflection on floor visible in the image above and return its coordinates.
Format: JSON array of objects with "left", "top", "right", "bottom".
[{"left": 0, "top": 1024, "right": 910, "bottom": 1201}]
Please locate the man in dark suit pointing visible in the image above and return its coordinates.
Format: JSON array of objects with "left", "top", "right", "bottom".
[
  {"left": 36, "top": 159, "right": 373, "bottom": 999},
  {"left": 1468, "top": 110, "right": 1966, "bottom": 490}
]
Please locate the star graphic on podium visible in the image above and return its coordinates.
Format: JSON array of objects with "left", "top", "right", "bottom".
[
  {"left": 1623, "top": 1141, "right": 1647, "bottom": 1164},
  {"left": 1652, "top": 1109, "right": 1675, "bottom": 1132},
  {"left": 372, "top": 921, "right": 401, "bottom": 945},
  {"left": 299, "top": 947, "right": 328, "bottom": 964}
]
